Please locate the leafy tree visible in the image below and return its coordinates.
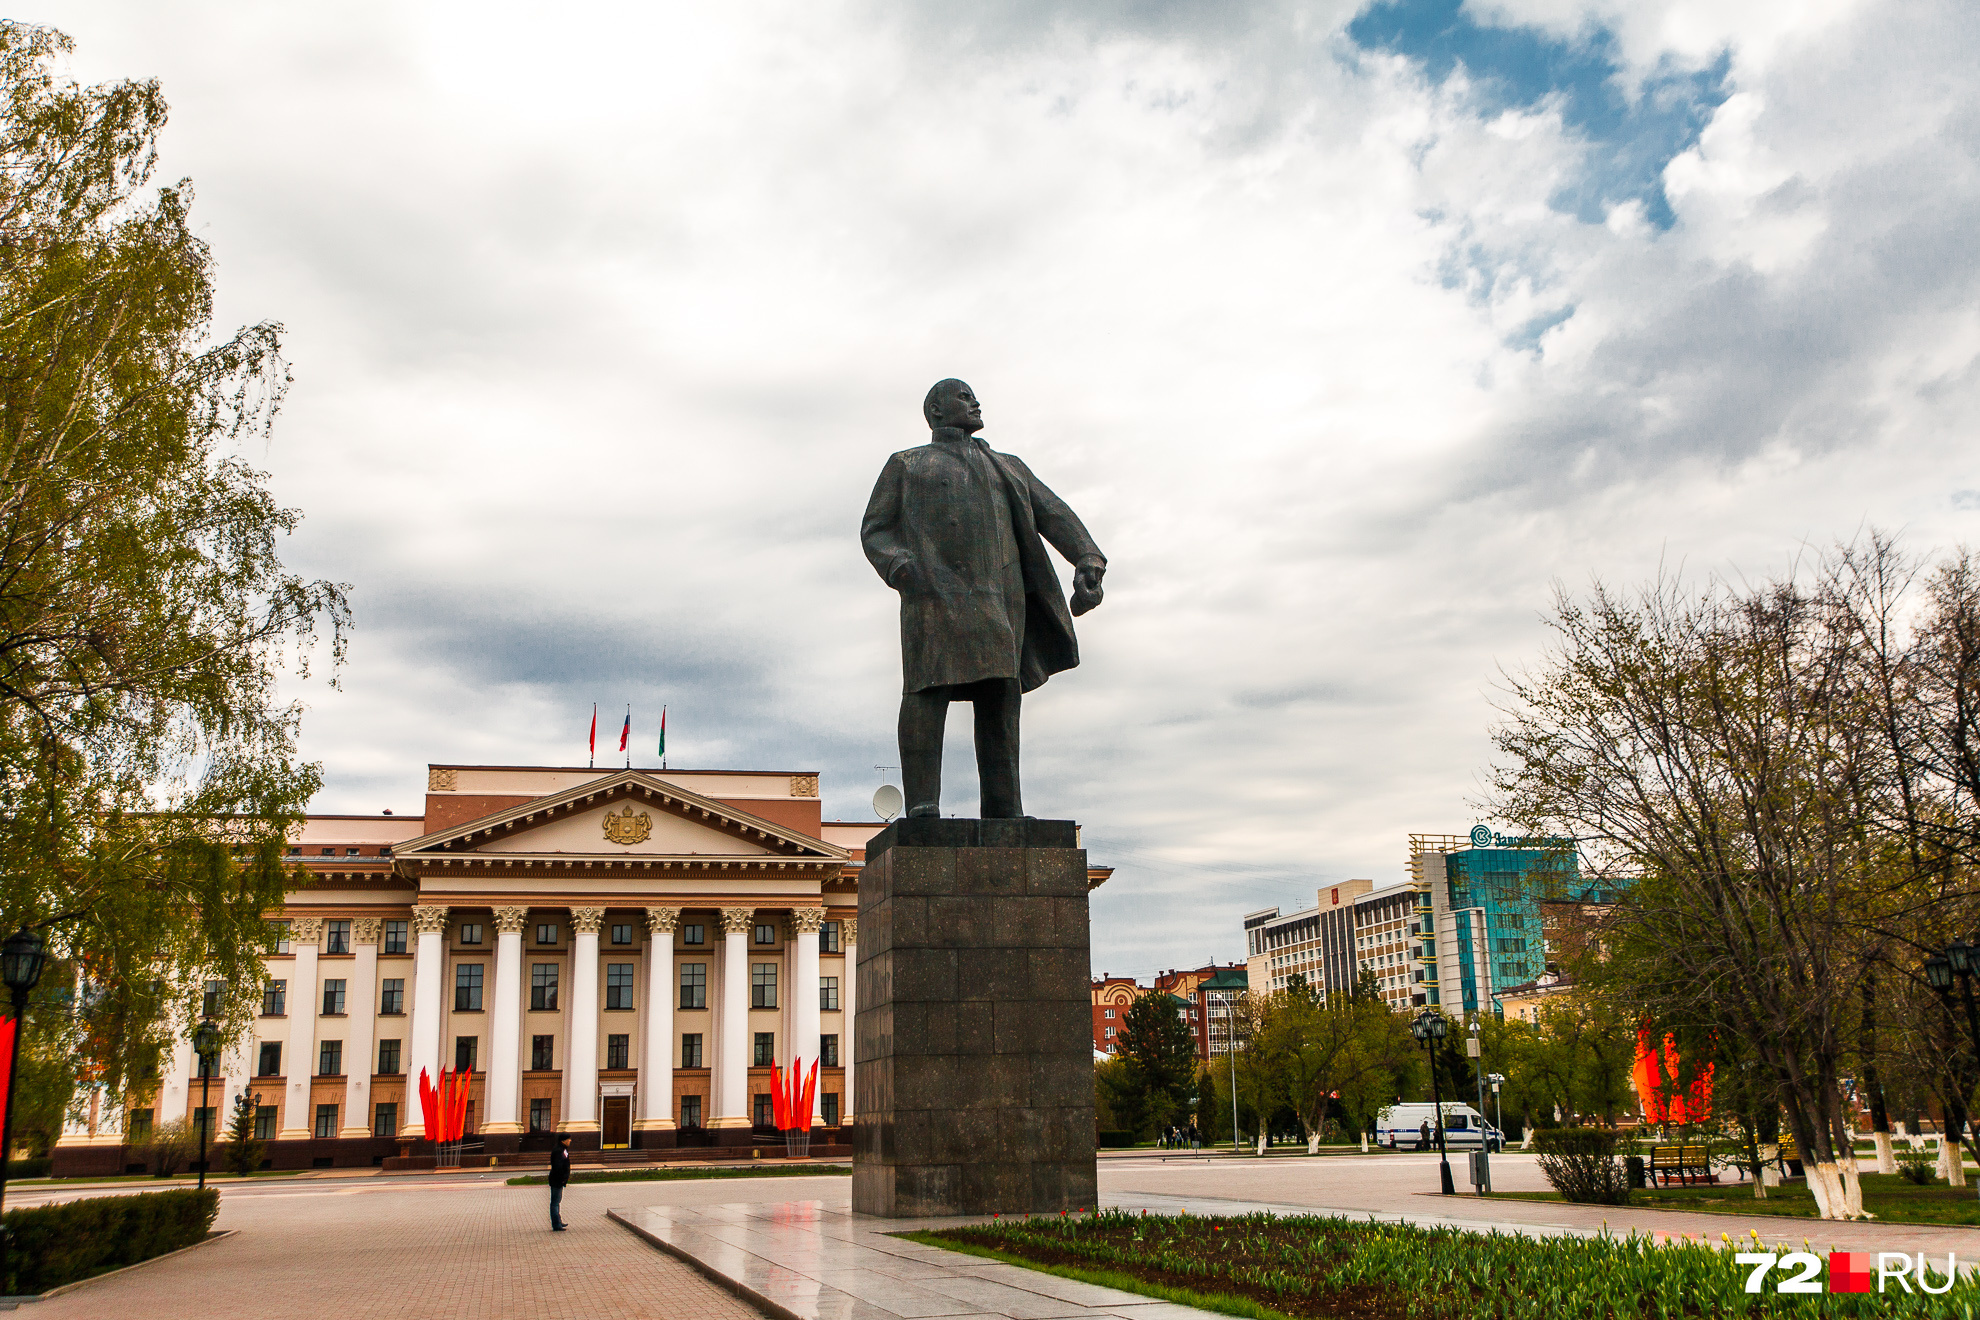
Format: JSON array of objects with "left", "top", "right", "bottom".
[
  {"left": 0, "top": 23, "right": 346, "bottom": 1117},
  {"left": 1256, "top": 988, "right": 1414, "bottom": 1149},
  {"left": 1112, "top": 989, "right": 1198, "bottom": 1138},
  {"left": 222, "top": 1090, "right": 264, "bottom": 1176}
]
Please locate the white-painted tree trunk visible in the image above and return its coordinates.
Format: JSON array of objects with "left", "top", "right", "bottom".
[
  {"left": 1838, "top": 1154, "right": 1867, "bottom": 1218},
  {"left": 1806, "top": 1162, "right": 1845, "bottom": 1219},
  {"left": 1256, "top": 1134, "right": 1266, "bottom": 1156},
  {"left": 1307, "top": 1133, "right": 1321, "bottom": 1155},
  {"left": 1359, "top": 1133, "right": 1368, "bottom": 1154},
  {"left": 1873, "top": 1131, "right": 1895, "bottom": 1175},
  {"left": 1951, "top": 1140, "right": 1970, "bottom": 1187}
]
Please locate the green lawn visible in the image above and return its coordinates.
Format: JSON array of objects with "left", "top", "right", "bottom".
[
  {"left": 907, "top": 1209, "right": 1975, "bottom": 1319},
  {"left": 506, "top": 1164, "right": 850, "bottom": 1186},
  {"left": 1490, "top": 1172, "right": 1980, "bottom": 1224}
]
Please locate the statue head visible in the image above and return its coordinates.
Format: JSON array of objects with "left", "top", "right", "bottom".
[{"left": 923, "top": 378, "right": 983, "bottom": 434}]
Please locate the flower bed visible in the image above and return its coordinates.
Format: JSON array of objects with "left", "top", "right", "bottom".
[{"left": 909, "top": 1210, "right": 1977, "bottom": 1319}]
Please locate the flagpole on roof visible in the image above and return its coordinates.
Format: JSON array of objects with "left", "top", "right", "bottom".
[
  {"left": 659, "top": 704, "right": 667, "bottom": 770},
  {"left": 626, "top": 703, "right": 632, "bottom": 769},
  {"left": 588, "top": 703, "right": 596, "bottom": 769}
]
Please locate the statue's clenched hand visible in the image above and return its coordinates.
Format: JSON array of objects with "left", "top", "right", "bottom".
[{"left": 1071, "top": 561, "right": 1105, "bottom": 616}]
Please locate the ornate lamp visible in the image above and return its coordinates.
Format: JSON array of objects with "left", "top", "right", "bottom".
[
  {"left": 1411, "top": 1010, "right": 1455, "bottom": 1193},
  {"left": 193, "top": 1017, "right": 221, "bottom": 1190},
  {"left": 1948, "top": 940, "right": 1977, "bottom": 978},
  {"left": 0, "top": 928, "right": 45, "bottom": 1003},
  {"left": 1926, "top": 955, "right": 1955, "bottom": 993}
]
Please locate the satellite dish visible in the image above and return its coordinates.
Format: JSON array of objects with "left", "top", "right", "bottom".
[{"left": 872, "top": 784, "right": 904, "bottom": 822}]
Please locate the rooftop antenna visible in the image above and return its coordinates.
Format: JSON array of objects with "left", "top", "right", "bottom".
[{"left": 872, "top": 784, "right": 903, "bottom": 823}]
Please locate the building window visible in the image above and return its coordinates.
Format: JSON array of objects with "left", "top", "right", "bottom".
[
  {"left": 128, "top": 1107, "right": 154, "bottom": 1141},
  {"left": 529, "top": 1098, "right": 552, "bottom": 1132},
  {"left": 680, "top": 1095, "right": 702, "bottom": 1128},
  {"left": 383, "top": 920, "right": 408, "bottom": 955},
  {"left": 606, "top": 1034, "right": 629, "bottom": 1070},
  {"left": 378, "top": 1039, "right": 401, "bottom": 1074},
  {"left": 254, "top": 1105, "right": 278, "bottom": 1140},
  {"left": 753, "top": 923, "right": 775, "bottom": 946},
  {"left": 682, "top": 924, "right": 705, "bottom": 946},
  {"left": 751, "top": 963, "right": 777, "bottom": 1009},
  {"left": 257, "top": 1042, "right": 282, "bottom": 1076},
  {"left": 314, "top": 1104, "right": 337, "bottom": 1139},
  {"left": 821, "top": 1033, "right": 839, "bottom": 1067},
  {"left": 680, "top": 963, "right": 707, "bottom": 1009},
  {"left": 374, "top": 1102, "right": 398, "bottom": 1137},
  {"left": 610, "top": 923, "right": 633, "bottom": 945},
  {"left": 821, "top": 1092, "right": 840, "bottom": 1127},
  {"left": 819, "top": 976, "right": 838, "bottom": 1012},
  {"left": 319, "top": 1040, "right": 343, "bottom": 1076},
  {"left": 458, "top": 923, "right": 483, "bottom": 946},
  {"left": 325, "top": 920, "right": 351, "bottom": 955},
  {"left": 681, "top": 1033, "right": 703, "bottom": 1068},
  {"left": 455, "top": 964, "right": 483, "bottom": 1011},
  {"left": 754, "top": 1032, "right": 775, "bottom": 1067},
  {"left": 322, "top": 979, "right": 347, "bottom": 1015},
  {"left": 531, "top": 964, "right": 559, "bottom": 1010},
  {"left": 531, "top": 1035, "right": 555, "bottom": 1070},
  {"left": 380, "top": 978, "right": 404, "bottom": 1014},
  {"left": 270, "top": 920, "right": 291, "bottom": 955},
  {"left": 820, "top": 921, "right": 840, "bottom": 953},
  {"left": 1103, "top": 1009, "right": 1114, "bottom": 1020},
  {"left": 201, "top": 979, "right": 223, "bottom": 1017},
  {"left": 261, "top": 980, "right": 286, "bottom": 1016},
  {"left": 536, "top": 923, "right": 557, "bottom": 945},
  {"left": 754, "top": 1093, "right": 773, "bottom": 1127},
  {"left": 455, "top": 1036, "right": 478, "bottom": 1072},
  {"left": 605, "top": 964, "right": 635, "bottom": 1010}
]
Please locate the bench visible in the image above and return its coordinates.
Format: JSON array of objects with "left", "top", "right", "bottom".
[{"left": 1649, "top": 1144, "right": 1717, "bottom": 1187}]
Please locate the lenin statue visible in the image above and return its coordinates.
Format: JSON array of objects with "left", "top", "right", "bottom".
[{"left": 861, "top": 379, "right": 1107, "bottom": 819}]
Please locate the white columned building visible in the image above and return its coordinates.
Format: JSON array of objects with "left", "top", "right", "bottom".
[
  {"left": 405, "top": 905, "right": 449, "bottom": 1136},
  {"left": 49, "top": 763, "right": 1011, "bottom": 1176},
  {"left": 483, "top": 905, "right": 527, "bottom": 1133},
  {"left": 791, "top": 907, "right": 823, "bottom": 1126},
  {"left": 278, "top": 917, "right": 323, "bottom": 1139},
  {"left": 338, "top": 918, "right": 383, "bottom": 1137},
  {"left": 714, "top": 906, "right": 754, "bottom": 1129},
  {"left": 636, "top": 906, "right": 678, "bottom": 1135},
  {"left": 561, "top": 906, "right": 604, "bottom": 1133},
  {"left": 842, "top": 916, "right": 858, "bottom": 1128}
]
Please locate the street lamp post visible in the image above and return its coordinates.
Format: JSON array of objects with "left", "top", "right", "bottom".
[
  {"left": 1488, "top": 1073, "right": 1506, "bottom": 1148},
  {"left": 1411, "top": 1009, "right": 1455, "bottom": 1195},
  {"left": 193, "top": 1018, "right": 221, "bottom": 1191},
  {"left": 0, "top": 927, "right": 48, "bottom": 1293}
]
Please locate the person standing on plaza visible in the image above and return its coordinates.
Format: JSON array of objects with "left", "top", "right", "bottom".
[{"left": 549, "top": 1134, "right": 572, "bottom": 1230}]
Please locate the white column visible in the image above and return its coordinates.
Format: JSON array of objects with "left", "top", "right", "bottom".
[
  {"left": 842, "top": 916, "right": 857, "bottom": 1128},
  {"left": 713, "top": 907, "right": 754, "bottom": 1128},
  {"left": 481, "top": 906, "right": 527, "bottom": 1133},
  {"left": 792, "top": 909, "right": 823, "bottom": 1127},
  {"left": 278, "top": 918, "right": 323, "bottom": 1139},
  {"left": 637, "top": 907, "right": 679, "bottom": 1131},
  {"left": 404, "top": 906, "right": 449, "bottom": 1137},
  {"left": 338, "top": 919, "right": 383, "bottom": 1137},
  {"left": 560, "top": 906, "right": 603, "bottom": 1132}
]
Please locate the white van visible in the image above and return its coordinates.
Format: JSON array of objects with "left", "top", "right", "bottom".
[{"left": 1375, "top": 1102, "right": 1502, "bottom": 1152}]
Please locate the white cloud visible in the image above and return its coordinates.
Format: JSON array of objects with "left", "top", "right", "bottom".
[{"left": 27, "top": 0, "right": 1980, "bottom": 979}]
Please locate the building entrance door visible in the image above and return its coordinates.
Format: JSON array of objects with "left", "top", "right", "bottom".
[{"left": 601, "top": 1096, "right": 631, "bottom": 1149}]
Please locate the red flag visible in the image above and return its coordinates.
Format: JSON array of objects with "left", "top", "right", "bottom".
[
  {"left": 417, "top": 1067, "right": 438, "bottom": 1138},
  {"left": 619, "top": 708, "right": 630, "bottom": 753},
  {"left": 588, "top": 704, "right": 597, "bottom": 760},
  {"left": 0, "top": 1014, "right": 15, "bottom": 1127}
]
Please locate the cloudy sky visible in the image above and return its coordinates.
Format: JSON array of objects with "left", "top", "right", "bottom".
[{"left": 36, "top": 0, "right": 1980, "bottom": 980}]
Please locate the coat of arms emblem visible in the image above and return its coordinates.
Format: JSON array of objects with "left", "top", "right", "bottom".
[{"left": 601, "top": 804, "right": 652, "bottom": 845}]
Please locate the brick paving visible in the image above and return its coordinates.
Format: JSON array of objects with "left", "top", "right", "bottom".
[{"left": 30, "top": 1174, "right": 793, "bottom": 1320}]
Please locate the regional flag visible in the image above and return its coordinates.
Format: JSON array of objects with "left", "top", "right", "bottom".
[
  {"left": 658, "top": 706, "right": 667, "bottom": 759},
  {"left": 619, "top": 708, "right": 631, "bottom": 753},
  {"left": 588, "top": 704, "right": 597, "bottom": 760}
]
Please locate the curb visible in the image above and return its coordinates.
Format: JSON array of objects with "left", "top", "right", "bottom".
[
  {"left": 0, "top": 1229, "right": 237, "bottom": 1308},
  {"left": 609, "top": 1209, "right": 803, "bottom": 1320}
]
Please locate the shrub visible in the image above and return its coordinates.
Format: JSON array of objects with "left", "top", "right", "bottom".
[
  {"left": 1896, "top": 1145, "right": 1937, "bottom": 1185},
  {"left": 1097, "top": 1130, "right": 1136, "bottom": 1148},
  {"left": 1534, "top": 1126, "right": 1631, "bottom": 1205},
  {"left": 136, "top": 1119, "right": 198, "bottom": 1176},
  {"left": 2, "top": 1187, "right": 218, "bottom": 1294},
  {"left": 4, "top": 1157, "right": 50, "bottom": 1179}
]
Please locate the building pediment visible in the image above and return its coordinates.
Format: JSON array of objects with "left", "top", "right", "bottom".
[{"left": 392, "top": 769, "right": 848, "bottom": 867}]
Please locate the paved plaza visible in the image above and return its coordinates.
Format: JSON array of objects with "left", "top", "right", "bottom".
[{"left": 12, "top": 1154, "right": 1975, "bottom": 1318}]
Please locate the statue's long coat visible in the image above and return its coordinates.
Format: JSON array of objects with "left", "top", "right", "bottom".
[{"left": 862, "top": 429, "right": 1105, "bottom": 694}]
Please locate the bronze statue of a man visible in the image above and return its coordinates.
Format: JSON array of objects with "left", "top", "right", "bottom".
[{"left": 861, "top": 379, "right": 1106, "bottom": 818}]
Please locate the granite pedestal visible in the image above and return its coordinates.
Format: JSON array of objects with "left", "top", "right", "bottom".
[{"left": 852, "top": 817, "right": 1098, "bottom": 1217}]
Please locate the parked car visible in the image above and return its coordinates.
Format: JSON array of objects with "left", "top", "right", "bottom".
[{"left": 1374, "top": 1102, "right": 1502, "bottom": 1152}]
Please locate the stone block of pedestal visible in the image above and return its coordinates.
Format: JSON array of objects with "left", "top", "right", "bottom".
[{"left": 852, "top": 817, "right": 1097, "bottom": 1217}]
